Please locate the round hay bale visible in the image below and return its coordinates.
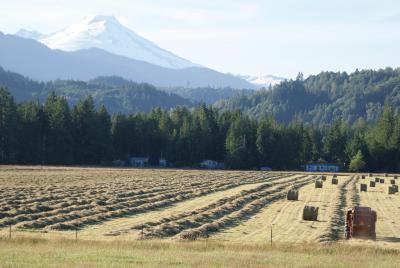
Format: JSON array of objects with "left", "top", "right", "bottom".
[
  {"left": 287, "top": 189, "right": 299, "bottom": 200},
  {"left": 369, "top": 173, "right": 373, "bottom": 177},
  {"left": 392, "top": 185, "right": 399, "bottom": 193},
  {"left": 384, "top": 173, "right": 388, "bottom": 177},
  {"left": 394, "top": 176, "right": 398, "bottom": 180},
  {"left": 375, "top": 178, "right": 380, "bottom": 182},
  {"left": 360, "top": 184, "right": 367, "bottom": 192},
  {"left": 302, "top": 206, "right": 319, "bottom": 221},
  {"left": 331, "top": 178, "right": 338, "bottom": 185},
  {"left": 361, "top": 175, "right": 366, "bottom": 179},
  {"left": 369, "top": 181, "right": 376, "bottom": 187},
  {"left": 388, "top": 186, "right": 396, "bottom": 195},
  {"left": 315, "top": 180, "right": 323, "bottom": 188},
  {"left": 380, "top": 179, "right": 385, "bottom": 184},
  {"left": 320, "top": 175, "right": 327, "bottom": 181},
  {"left": 390, "top": 179, "right": 396, "bottom": 185}
]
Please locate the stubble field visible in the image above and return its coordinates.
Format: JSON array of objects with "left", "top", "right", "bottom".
[{"left": 0, "top": 166, "right": 399, "bottom": 267}]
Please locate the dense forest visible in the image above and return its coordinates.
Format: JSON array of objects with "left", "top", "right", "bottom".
[
  {"left": 1, "top": 87, "right": 400, "bottom": 172},
  {"left": 217, "top": 68, "right": 400, "bottom": 126},
  {"left": 162, "top": 86, "right": 253, "bottom": 105}
]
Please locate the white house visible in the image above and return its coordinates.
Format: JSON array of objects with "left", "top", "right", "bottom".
[
  {"left": 200, "top": 160, "right": 221, "bottom": 169},
  {"left": 128, "top": 157, "right": 149, "bottom": 167},
  {"left": 159, "top": 158, "right": 167, "bottom": 167}
]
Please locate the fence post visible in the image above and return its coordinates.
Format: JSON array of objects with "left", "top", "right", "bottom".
[
  {"left": 75, "top": 227, "right": 78, "bottom": 241},
  {"left": 141, "top": 224, "right": 144, "bottom": 240},
  {"left": 9, "top": 223, "right": 11, "bottom": 239}
]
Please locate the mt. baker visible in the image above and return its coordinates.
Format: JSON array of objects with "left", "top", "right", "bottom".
[{"left": 19, "top": 15, "right": 197, "bottom": 69}]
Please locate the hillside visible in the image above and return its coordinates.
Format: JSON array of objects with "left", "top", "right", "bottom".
[
  {"left": 0, "top": 67, "right": 192, "bottom": 113},
  {"left": 216, "top": 68, "right": 400, "bottom": 125}
]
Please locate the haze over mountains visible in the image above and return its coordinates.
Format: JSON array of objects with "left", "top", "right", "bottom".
[
  {"left": 9, "top": 15, "right": 282, "bottom": 89},
  {"left": 0, "top": 15, "right": 258, "bottom": 89}
]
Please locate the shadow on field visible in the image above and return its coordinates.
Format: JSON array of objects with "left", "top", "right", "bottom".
[{"left": 377, "top": 236, "right": 400, "bottom": 243}]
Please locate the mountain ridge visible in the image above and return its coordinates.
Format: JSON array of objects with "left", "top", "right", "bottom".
[{"left": 0, "top": 33, "right": 255, "bottom": 89}]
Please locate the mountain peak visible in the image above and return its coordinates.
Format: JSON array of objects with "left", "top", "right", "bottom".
[
  {"left": 84, "top": 15, "right": 120, "bottom": 26},
  {"left": 38, "top": 15, "right": 198, "bottom": 69}
]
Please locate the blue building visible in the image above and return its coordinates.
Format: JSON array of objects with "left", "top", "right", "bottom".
[{"left": 305, "top": 162, "right": 340, "bottom": 172}]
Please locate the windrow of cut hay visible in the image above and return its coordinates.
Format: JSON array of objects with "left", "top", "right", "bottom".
[
  {"left": 4, "top": 173, "right": 285, "bottom": 230},
  {"left": 126, "top": 175, "right": 301, "bottom": 233},
  {"left": 126, "top": 175, "right": 316, "bottom": 240},
  {"left": 43, "top": 174, "right": 287, "bottom": 231},
  {"left": 318, "top": 175, "right": 359, "bottom": 243}
]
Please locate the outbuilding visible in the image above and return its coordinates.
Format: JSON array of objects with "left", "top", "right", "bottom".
[
  {"left": 200, "top": 160, "right": 222, "bottom": 169},
  {"left": 305, "top": 162, "right": 339, "bottom": 172}
]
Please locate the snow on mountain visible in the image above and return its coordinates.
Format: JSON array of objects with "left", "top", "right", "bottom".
[
  {"left": 15, "top": 29, "right": 46, "bottom": 40},
  {"left": 238, "top": 74, "right": 286, "bottom": 89},
  {"left": 38, "top": 15, "right": 197, "bottom": 69}
]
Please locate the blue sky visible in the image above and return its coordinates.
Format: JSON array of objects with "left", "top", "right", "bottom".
[{"left": 1, "top": 0, "right": 400, "bottom": 78}]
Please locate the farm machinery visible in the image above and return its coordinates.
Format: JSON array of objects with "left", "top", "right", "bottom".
[{"left": 345, "top": 206, "right": 377, "bottom": 240}]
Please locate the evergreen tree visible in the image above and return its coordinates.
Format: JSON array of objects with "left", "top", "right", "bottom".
[
  {"left": 44, "top": 92, "right": 73, "bottom": 164},
  {"left": 349, "top": 150, "right": 366, "bottom": 172},
  {"left": 0, "top": 88, "right": 17, "bottom": 163},
  {"left": 72, "top": 96, "right": 101, "bottom": 164},
  {"left": 16, "top": 101, "right": 46, "bottom": 163}
]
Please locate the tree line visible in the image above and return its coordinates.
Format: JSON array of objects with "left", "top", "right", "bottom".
[
  {"left": 217, "top": 68, "right": 400, "bottom": 126},
  {"left": 1, "top": 87, "right": 400, "bottom": 172}
]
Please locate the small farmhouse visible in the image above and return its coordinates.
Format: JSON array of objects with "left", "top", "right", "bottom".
[
  {"left": 128, "top": 157, "right": 149, "bottom": 167},
  {"left": 159, "top": 158, "right": 167, "bottom": 167},
  {"left": 305, "top": 162, "right": 339, "bottom": 172}
]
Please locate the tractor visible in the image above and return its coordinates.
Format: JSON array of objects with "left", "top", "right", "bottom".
[{"left": 345, "top": 206, "right": 376, "bottom": 240}]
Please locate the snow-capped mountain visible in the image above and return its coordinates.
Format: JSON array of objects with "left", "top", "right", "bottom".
[
  {"left": 238, "top": 74, "right": 286, "bottom": 88},
  {"left": 15, "top": 29, "right": 46, "bottom": 40},
  {"left": 35, "top": 15, "right": 197, "bottom": 69}
]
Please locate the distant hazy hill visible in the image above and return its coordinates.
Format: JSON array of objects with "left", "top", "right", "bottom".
[
  {"left": 217, "top": 68, "right": 400, "bottom": 125},
  {"left": 0, "top": 33, "right": 255, "bottom": 89},
  {"left": 0, "top": 67, "right": 192, "bottom": 113}
]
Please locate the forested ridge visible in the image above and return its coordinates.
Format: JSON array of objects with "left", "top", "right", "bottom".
[
  {"left": 0, "top": 67, "right": 192, "bottom": 114},
  {"left": 217, "top": 68, "right": 400, "bottom": 126},
  {"left": 1, "top": 86, "right": 400, "bottom": 172}
]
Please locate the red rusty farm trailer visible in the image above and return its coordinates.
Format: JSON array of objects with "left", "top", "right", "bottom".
[{"left": 345, "top": 206, "right": 376, "bottom": 240}]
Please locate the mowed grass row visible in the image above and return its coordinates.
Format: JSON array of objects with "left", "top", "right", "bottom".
[
  {"left": 348, "top": 175, "right": 400, "bottom": 248},
  {"left": 38, "top": 174, "right": 286, "bottom": 231},
  {"left": 0, "top": 168, "right": 287, "bottom": 231},
  {"left": 127, "top": 175, "right": 316, "bottom": 240}
]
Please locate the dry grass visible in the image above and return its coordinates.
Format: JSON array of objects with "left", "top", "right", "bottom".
[{"left": 0, "top": 237, "right": 399, "bottom": 268}]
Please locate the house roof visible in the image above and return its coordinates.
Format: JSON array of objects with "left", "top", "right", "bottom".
[{"left": 306, "top": 162, "right": 339, "bottom": 166}]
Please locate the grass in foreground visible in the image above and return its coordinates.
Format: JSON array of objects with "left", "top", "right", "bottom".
[{"left": 0, "top": 238, "right": 399, "bottom": 267}]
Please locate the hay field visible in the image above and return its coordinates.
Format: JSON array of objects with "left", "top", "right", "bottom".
[{"left": 0, "top": 166, "right": 400, "bottom": 266}]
